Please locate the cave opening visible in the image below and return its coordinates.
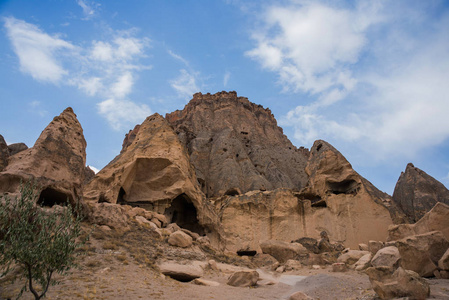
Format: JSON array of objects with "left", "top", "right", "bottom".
[
  {"left": 164, "top": 194, "right": 204, "bottom": 235},
  {"left": 224, "top": 188, "right": 240, "bottom": 196},
  {"left": 237, "top": 250, "right": 257, "bottom": 256},
  {"left": 327, "top": 179, "right": 360, "bottom": 195},
  {"left": 38, "top": 187, "right": 72, "bottom": 207},
  {"left": 117, "top": 187, "right": 126, "bottom": 204}
]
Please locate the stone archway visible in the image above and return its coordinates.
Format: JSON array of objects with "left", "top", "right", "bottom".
[{"left": 164, "top": 194, "right": 204, "bottom": 235}]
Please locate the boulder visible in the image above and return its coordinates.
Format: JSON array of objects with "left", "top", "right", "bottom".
[
  {"left": 227, "top": 270, "right": 259, "bottom": 287},
  {"left": 438, "top": 248, "right": 449, "bottom": 270},
  {"left": 354, "top": 253, "right": 372, "bottom": 271},
  {"left": 159, "top": 261, "right": 204, "bottom": 282},
  {"left": 366, "top": 266, "right": 430, "bottom": 300},
  {"left": 251, "top": 253, "right": 278, "bottom": 268},
  {"left": 165, "top": 91, "right": 309, "bottom": 197},
  {"left": 337, "top": 250, "right": 370, "bottom": 265},
  {"left": 397, "top": 231, "right": 449, "bottom": 277},
  {"left": 88, "top": 202, "right": 131, "bottom": 232},
  {"left": 371, "top": 246, "right": 401, "bottom": 269},
  {"left": 358, "top": 243, "right": 368, "bottom": 251},
  {"left": 7, "top": 142, "right": 28, "bottom": 156},
  {"left": 284, "top": 259, "right": 303, "bottom": 271},
  {"left": 0, "top": 108, "right": 87, "bottom": 207},
  {"left": 368, "top": 240, "right": 384, "bottom": 256},
  {"left": 332, "top": 263, "right": 347, "bottom": 272},
  {"left": 168, "top": 230, "right": 193, "bottom": 248},
  {"left": 289, "top": 291, "right": 313, "bottom": 300},
  {"left": 293, "top": 237, "right": 319, "bottom": 254},
  {"left": 392, "top": 163, "right": 449, "bottom": 222},
  {"left": 260, "top": 240, "right": 308, "bottom": 263},
  {"left": 192, "top": 278, "right": 220, "bottom": 286}
]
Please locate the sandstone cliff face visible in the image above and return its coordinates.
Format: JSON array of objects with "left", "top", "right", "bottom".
[
  {"left": 392, "top": 163, "right": 449, "bottom": 223},
  {"left": 84, "top": 113, "right": 218, "bottom": 234},
  {"left": 216, "top": 140, "right": 397, "bottom": 251},
  {"left": 166, "top": 91, "right": 309, "bottom": 197},
  {"left": 0, "top": 107, "right": 87, "bottom": 206},
  {"left": 0, "top": 135, "right": 8, "bottom": 172}
]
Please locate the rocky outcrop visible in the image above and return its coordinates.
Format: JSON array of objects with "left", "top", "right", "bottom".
[
  {"left": 8, "top": 143, "right": 28, "bottom": 156},
  {"left": 0, "top": 135, "right": 8, "bottom": 172},
  {"left": 84, "top": 113, "right": 218, "bottom": 238},
  {"left": 392, "top": 163, "right": 449, "bottom": 222},
  {"left": 0, "top": 108, "right": 87, "bottom": 207},
  {"left": 366, "top": 266, "right": 430, "bottom": 299},
  {"left": 388, "top": 202, "right": 449, "bottom": 242},
  {"left": 166, "top": 91, "right": 309, "bottom": 197}
]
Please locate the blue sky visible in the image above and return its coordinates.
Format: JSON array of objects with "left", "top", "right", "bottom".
[{"left": 1, "top": 0, "right": 449, "bottom": 195}]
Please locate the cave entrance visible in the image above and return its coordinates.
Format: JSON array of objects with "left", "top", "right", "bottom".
[
  {"left": 38, "top": 187, "right": 72, "bottom": 207},
  {"left": 117, "top": 187, "right": 126, "bottom": 204},
  {"left": 164, "top": 194, "right": 204, "bottom": 235},
  {"left": 327, "top": 179, "right": 360, "bottom": 195}
]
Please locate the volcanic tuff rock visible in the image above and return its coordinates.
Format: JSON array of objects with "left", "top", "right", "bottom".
[
  {"left": 0, "top": 135, "right": 8, "bottom": 171},
  {"left": 0, "top": 107, "right": 87, "bottom": 207},
  {"left": 83, "top": 113, "right": 218, "bottom": 236},
  {"left": 165, "top": 91, "right": 309, "bottom": 197},
  {"left": 392, "top": 163, "right": 449, "bottom": 222}
]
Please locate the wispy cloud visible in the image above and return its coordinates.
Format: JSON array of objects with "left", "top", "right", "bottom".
[
  {"left": 251, "top": 1, "right": 449, "bottom": 160},
  {"left": 28, "top": 100, "right": 48, "bottom": 117},
  {"left": 168, "top": 49, "right": 189, "bottom": 66},
  {"left": 4, "top": 17, "right": 152, "bottom": 130},
  {"left": 170, "top": 69, "right": 199, "bottom": 100},
  {"left": 97, "top": 99, "right": 151, "bottom": 131},
  {"left": 223, "top": 71, "right": 231, "bottom": 87},
  {"left": 77, "top": 0, "right": 98, "bottom": 20},
  {"left": 4, "top": 17, "right": 75, "bottom": 83}
]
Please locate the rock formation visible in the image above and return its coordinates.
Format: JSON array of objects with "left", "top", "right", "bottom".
[
  {"left": 8, "top": 142, "right": 28, "bottom": 156},
  {"left": 392, "top": 163, "right": 449, "bottom": 222},
  {"left": 83, "top": 113, "right": 218, "bottom": 236},
  {"left": 215, "top": 140, "right": 397, "bottom": 252},
  {"left": 0, "top": 135, "right": 8, "bottom": 172},
  {"left": 0, "top": 107, "right": 87, "bottom": 207},
  {"left": 166, "top": 91, "right": 309, "bottom": 197}
]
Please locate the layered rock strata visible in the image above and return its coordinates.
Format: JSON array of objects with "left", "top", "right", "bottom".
[
  {"left": 0, "top": 108, "right": 87, "bottom": 207},
  {"left": 392, "top": 163, "right": 449, "bottom": 222},
  {"left": 166, "top": 91, "right": 309, "bottom": 197}
]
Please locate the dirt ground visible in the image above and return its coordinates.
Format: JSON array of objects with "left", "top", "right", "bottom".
[{"left": 1, "top": 224, "right": 449, "bottom": 300}]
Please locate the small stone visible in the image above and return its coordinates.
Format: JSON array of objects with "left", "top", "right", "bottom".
[
  {"left": 289, "top": 291, "right": 313, "bottom": 300},
  {"left": 332, "top": 263, "right": 347, "bottom": 272},
  {"left": 192, "top": 278, "right": 220, "bottom": 286},
  {"left": 168, "top": 230, "right": 193, "bottom": 248},
  {"left": 227, "top": 270, "right": 259, "bottom": 287}
]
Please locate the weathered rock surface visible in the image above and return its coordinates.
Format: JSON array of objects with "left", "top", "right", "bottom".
[
  {"left": 438, "top": 248, "right": 449, "bottom": 270},
  {"left": 0, "top": 135, "right": 8, "bottom": 172},
  {"left": 366, "top": 266, "right": 430, "bottom": 300},
  {"left": 227, "top": 270, "right": 259, "bottom": 287},
  {"left": 368, "top": 241, "right": 384, "bottom": 256},
  {"left": 354, "top": 253, "right": 372, "bottom": 271},
  {"left": 288, "top": 291, "right": 313, "bottom": 300},
  {"left": 260, "top": 240, "right": 308, "bottom": 263},
  {"left": 159, "top": 261, "right": 204, "bottom": 282},
  {"left": 166, "top": 91, "right": 309, "bottom": 197},
  {"left": 392, "top": 163, "right": 449, "bottom": 222},
  {"left": 396, "top": 230, "right": 449, "bottom": 277},
  {"left": 83, "top": 113, "right": 218, "bottom": 237},
  {"left": 0, "top": 108, "right": 87, "bottom": 207},
  {"left": 7, "top": 142, "right": 28, "bottom": 156},
  {"left": 168, "top": 230, "right": 193, "bottom": 248},
  {"left": 337, "top": 250, "right": 370, "bottom": 265},
  {"left": 371, "top": 246, "right": 400, "bottom": 269},
  {"left": 388, "top": 202, "right": 449, "bottom": 242}
]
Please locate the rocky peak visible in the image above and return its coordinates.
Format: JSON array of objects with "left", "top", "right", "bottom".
[
  {"left": 0, "top": 135, "right": 9, "bottom": 171},
  {"left": 392, "top": 163, "right": 449, "bottom": 222},
  {"left": 165, "top": 91, "right": 309, "bottom": 197},
  {"left": 0, "top": 107, "right": 87, "bottom": 207}
]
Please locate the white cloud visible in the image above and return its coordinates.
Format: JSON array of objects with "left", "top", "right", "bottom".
[
  {"left": 254, "top": 1, "right": 449, "bottom": 161},
  {"left": 91, "top": 41, "right": 113, "bottom": 61},
  {"left": 28, "top": 100, "right": 48, "bottom": 117},
  {"left": 223, "top": 71, "right": 231, "bottom": 87},
  {"left": 170, "top": 69, "right": 199, "bottom": 99},
  {"left": 168, "top": 49, "right": 189, "bottom": 66},
  {"left": 4, "top": 17, "right": 75, "bottom": 83},
  {"left": 111, "top": 72, "right": 134, "bottom": 99},
  {"left": 77, "top": 0, "right": 97, "bottom": 20},
  {"left": 97, "top": 98, "right": 151, "bottom": 131}
]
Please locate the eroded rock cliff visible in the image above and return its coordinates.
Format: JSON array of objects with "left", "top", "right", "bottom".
[
  {"left": 0, "top": 107, "right": 87, "bottom": 207},
  {"left": 166, "top": 91, "right": 309, "bottom": 197},
  {"left": 392, "top": 163, "right": 449, "bottom": 222}
]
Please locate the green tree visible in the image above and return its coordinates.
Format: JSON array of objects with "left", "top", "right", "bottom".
[{"left": 0, "top": 181, "right": 86, "bottom": 299}]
